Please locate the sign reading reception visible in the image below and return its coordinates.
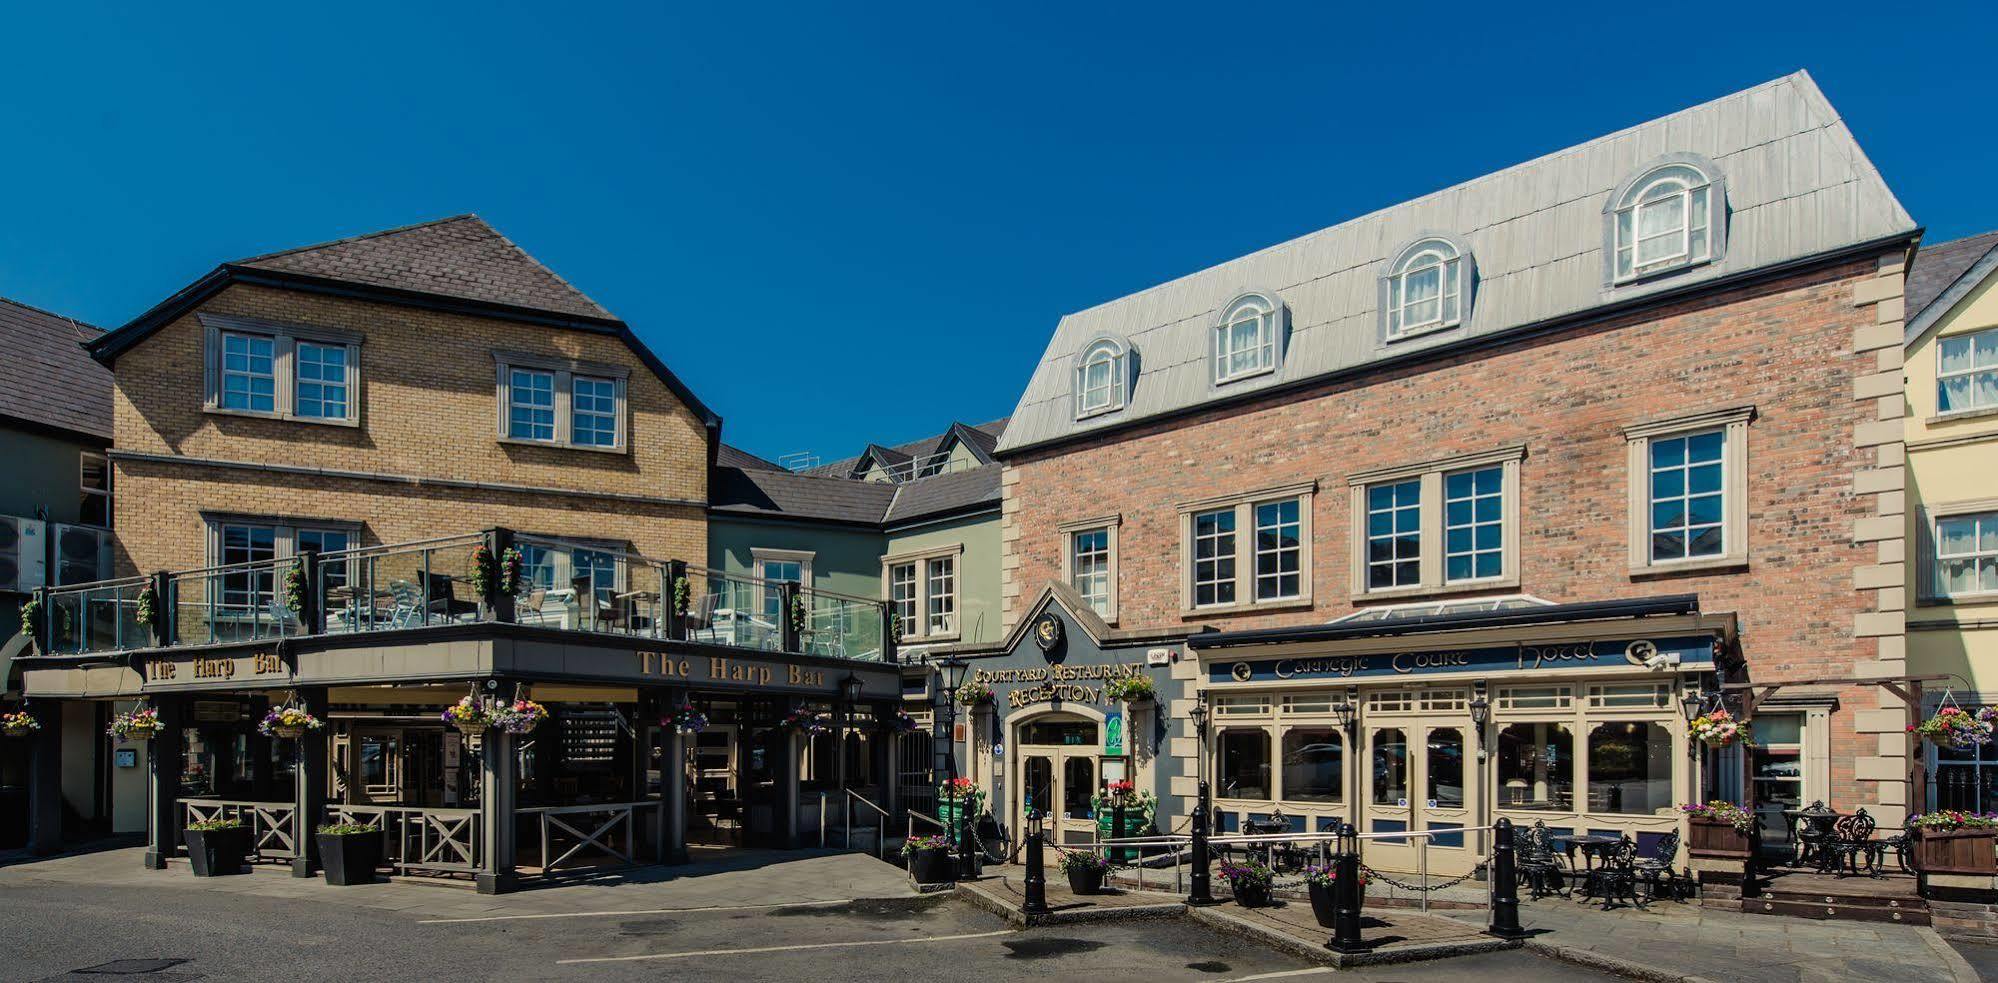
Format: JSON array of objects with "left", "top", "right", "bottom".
[{"left": 1209, "top": 636, "right": 1715, "bottom": 684}]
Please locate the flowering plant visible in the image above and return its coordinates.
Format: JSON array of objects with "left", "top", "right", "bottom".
[
  {"left": 1688, "top": 707, "right": 1751, "bottom": 748},
  {"left": 1059, "top": 851, "right": 1111, "bottom": 874},
  {"left": 1911, "top": 810, "right": 1998, "bottom": 831},
  {"left": 1218, "top": 858, "right": 1274, "bottom": 888},
  {"left": 498, "top": 546, "right": 526, "bottom": 597},
  {"left": 1090, "top": 787, "right": 1157, "bottom": 826},
  {"left": 490, "top": 699, "right": 549, "bottom": 735},
  {"left": 1, "top": 711, "right": 41, "bottom": 737},
  {"left": 1679, "top": 800, "right": 1756, "bottom": 834},
  {"left": 186, "top": 817, "right": 245, "bottom": 832},
  {"left": 777, "top": 707, "right": 830, "bottom": 735},
  {"left": 1301, "top": 865, "right": 1368, "bottom": 888},
  {"left": 108, "top": 703, "right": 163, "bottom": 742},
  {"left": 940, "top": 776, "right": 980, "bottom": 801},
  {"left": 467, "top": 544, "right": 499, "bottom": 599},
  {"left": 441, "top": 696, "right": 494, "bottom": 733},
  {"left": 790, "top": 595, "right": 808, "bottom": 637},
  {"left": 135, "top": 584, "right": 160, "bottom": 628},
  {"left": 1105, "top": 675, "right": 1155, "bottom": 702},
  {"left": 902, "top": 834, "right": 951, "bottom": 855},
  {"left": 1911, "top": 706, "right": 1995, "bottom": 749},
  {"left": 1104, "top": 779, "right": 1135, "bottom": 800},
  {"left": 317, "top": 822, "right": 381, "bottom": 836},
  {"left": 258, "top": 705, "right": 323, "bottom": 738},
  {"left": 282, "top": 560, "right": 308, "bottom": 616},
  {"left": 664, "top": 703, "right": 708, "bottom": 733},
  {"left": 889, "top": 611, "right": 903, "bottom": 644},
  {"left": 672, "top": 576, "right": 691, "bottom": 616},
  {"left": 954, "top": 681, "right": 994, "bottom": 707}
]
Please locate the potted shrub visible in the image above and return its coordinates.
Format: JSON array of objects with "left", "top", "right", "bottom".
[
  {"left": 184, "top": 817, "right": 250, "bottom": 877},
  {"left": 316, "top": 822, "right": 384, "bottom": 886},
  {"left": 108, "top": 702, "right": 162, "bottom": 743},
  {"left": 1302, "top": 865, "right": 1367, "bottom": 928},
  {"left": 1060, "top": 851, "right": 1111, "bottom": 895},
  {"left": 1220, "top": 858, "right": 1275, "bottom": 908},
  {"left": 1912, "top": 810, "right": 1998, "bottom": 875},
  {"left": 1679, "top": 801, "right": 1756, "bottom": 858},
  {"left": 903, "top": 834, "right": 955, "bottom": 884}
]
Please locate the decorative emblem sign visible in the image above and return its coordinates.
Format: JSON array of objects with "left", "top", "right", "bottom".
[
  {"left": 1231, "top": 662, "right": 1253, "bottom": 682},
  {"left": 1032, "top": 613, "right": 1064, "bottom": 652},
  {"left": 1624, "top": 640, "right": 1659, "bottom": 666}
]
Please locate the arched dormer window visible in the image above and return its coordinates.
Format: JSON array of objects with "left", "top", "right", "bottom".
[
  {"left": 1213, "top": 291, "right": 1283, "bottom": 385},
  {"left": 1606, "top": 154, "right": 1726, "bottom": 284},
  {"left": 1073, "top": 336, "right": 1131, "bottom": 419},
  {"left": 1380, "top": 236, "right": 1472, "bottom": 340}
]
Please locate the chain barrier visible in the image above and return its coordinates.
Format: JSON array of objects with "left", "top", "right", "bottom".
[{"left": 1358, "top": 861, "right": 1487, "bottom": 894}]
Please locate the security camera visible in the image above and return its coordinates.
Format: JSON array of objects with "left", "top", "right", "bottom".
[{"left": 1642, "top": 651, "right": 1681, "bottom": 671}]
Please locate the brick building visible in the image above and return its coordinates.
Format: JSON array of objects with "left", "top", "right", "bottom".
[{"left": 988, "top": 72, "right": 1917, "bottom": 869}]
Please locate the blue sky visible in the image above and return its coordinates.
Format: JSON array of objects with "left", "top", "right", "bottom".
[{"left": 2, "top": 2, "right": 1993, "bottom": 462}]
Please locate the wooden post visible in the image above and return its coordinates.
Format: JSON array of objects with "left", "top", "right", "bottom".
[
  {"left": 143, "top": 697, "right": 185, "bottom": 870},
  {"left": 291, "top": 687, "right": 329, "bottom": 877},
  {"left": 477, "top": 728, "right": 518, "bottom": 894}
]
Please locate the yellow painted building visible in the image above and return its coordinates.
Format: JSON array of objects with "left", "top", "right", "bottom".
[{"left": 1904, "top": 231, "right": 1998, "bottom": 811}]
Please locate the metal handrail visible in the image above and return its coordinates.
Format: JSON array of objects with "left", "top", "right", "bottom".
[
  {"left": 42, "top": 574, "right": 151, "bottom": 593},
  {"left": 843, "top": 790, "right": 892, "bottom": 860},
  {"left": 315, "top": 532, "right": 486, "bottom": 562},
  {"left": 168, "top": 555, "right": 304, "bottom": 578}
]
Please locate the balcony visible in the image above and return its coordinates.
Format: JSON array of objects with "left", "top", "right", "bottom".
[{"left": 28, "top": 528, "right": 896, "bottom": 665}]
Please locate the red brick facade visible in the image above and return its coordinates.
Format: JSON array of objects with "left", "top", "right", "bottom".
[{"left": 1005, "top": 254, "right": 1898, "bottom": 810}]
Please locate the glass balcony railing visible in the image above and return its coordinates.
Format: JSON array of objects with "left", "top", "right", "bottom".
[{"left": 29, "top": 529, "right": 895, "bottom": 665}]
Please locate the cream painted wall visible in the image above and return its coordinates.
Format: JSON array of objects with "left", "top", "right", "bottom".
[
  {"left": 111, "top": 700, "right": 149, "bottom": 833},
  {"left": 1905, "top": 267, "right": 1998, "bottom": 691}
]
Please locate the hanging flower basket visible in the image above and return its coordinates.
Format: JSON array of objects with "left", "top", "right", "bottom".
[
  {"left": 1911, "top": 705, "right": 1995, "bottom": 750},
  {"left": 467, "top": 545, "right": 500, "bottom": 600},
  {"left": 1, "top": 711, "right": 42, "bottom": 738},
  {"left": 441, "top": 696, "right": 493, "bottom": 737},
  {"left": 1688, "top": 707, "right": 1751, "bottom": 748},
  {"left": 664, "top": 703, "right": 708, "bottom": 734},
  {"left": 498, "top": 546, "right": 526, "bottom": 597},
  {"left": 672, "top": 576, "right": 692, "bottom": 617},
  {"left": 281, "top": 560, "right": 308, "bottom": 617},
  {"left": 135, "top": 585, "right": 160, "bottom": 629},
  {"left": 259, "top": 705, "right": 323, "bottom": 740},
  {"left": 777, "top": 707, "right": 830, "bottom": 735},
  {"left": 108, "top": 703, "right": 163, "bottom": 743},
  {"left": 1105, "top": 674, "right": 1155, "bottom": 703},
  {"left": 490, "top": 699, "right": 549, "bottom": 735},
  {"left": 954, "top": 681, "right": 994, "bottom": 708}
]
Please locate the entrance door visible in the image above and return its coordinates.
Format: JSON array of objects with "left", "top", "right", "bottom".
[
  {"left": 1015, "top": 713, "right": 1106, "bottom": 845},
  {"left": 1362, "top": 722, "right": 1477, "bottom": 876},
  {"left": 350, "top": 730, "right": 407, "bottom": 805}
]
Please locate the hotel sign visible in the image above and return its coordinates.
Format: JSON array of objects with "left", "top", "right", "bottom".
[
  {"left": 971, "top": 662, "right": 1149, "bottom": 709},
  {"left": 1210, "top": 635, "right": 1715, "bottom": 685}
]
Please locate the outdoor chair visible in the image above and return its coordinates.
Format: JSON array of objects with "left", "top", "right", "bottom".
[
  {"left": 1582, "top": 836, "right": 1645, "bottom": 911},
  {"left": 427, "top": 572, "right": 480, "bottom": 622},
  {"left": 1632, "top": 829, "right": 1683, "bottom": 902},
  {"left": 1514, "top": 820, "right": 1567, "bottom": 899},
  {"left": 1876, "top": 813, "right": 1917, "bottom": 874},
  {"left": 387, "top": 581, "right": 422, "bottom": 628},
  {"left": 1826, "top": 808, "right": 1884, "bottom": 879}
]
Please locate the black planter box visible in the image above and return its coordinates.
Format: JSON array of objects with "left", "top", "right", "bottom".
[
  {"left": 317, "top": 830, "right": 384, "bottom": 886},
  {"left": 1232, "top": 882, "right": 1272, "bottom": 908},
  {"left": 908, "top": 847, "right": 955, "bottom": 884},
  {"left": 1307, "top": 880, "right": 1338, "bottom": 926},
  {"left": 1067, "top": 866, "right": 1106, "bottom": 895},
  {"left": 184, "top": 826, "right": 249, "bottom": 877}
]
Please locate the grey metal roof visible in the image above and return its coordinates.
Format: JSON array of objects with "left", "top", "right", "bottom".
[
  {"left": 997, "top": 71, "right": 1917, "bottom": 455},
  {"left": 0, "top": 295, "right": 110, "bottom": 440},
  {"left": 1905, "top": 231, "right": 1998, "bottom": 345}
]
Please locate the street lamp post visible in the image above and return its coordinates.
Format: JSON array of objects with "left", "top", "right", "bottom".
[
  {"left": 936, "top": 656, "right": 975, "bottom": 878},
  {"left": 1187, "top": 695, "right": 1214, "bottom": 905}
]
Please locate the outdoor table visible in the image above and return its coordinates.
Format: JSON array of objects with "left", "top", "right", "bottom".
[{"left": 1551, "top": 833, "right": 1621, "bottom": 900}]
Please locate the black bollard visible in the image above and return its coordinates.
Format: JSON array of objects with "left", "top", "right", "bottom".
[
  {"left": 956, "top": 790, "right": 978, "bottom": 880},
  {"left": 1187, "top": 780, "right": 1214, "bottom": 905},
  {"left": 1328, "top": 822, "right": 1366, "bottom": 954},
  {"left": 1488, "top": 817, "right": 1527, "bottom": 939},
  {"left": 1022, "top": 811, "right": 1049, "bottom": 917}
]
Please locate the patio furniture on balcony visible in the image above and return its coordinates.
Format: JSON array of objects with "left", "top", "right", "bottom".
[{"left": 426, "top": 573, "right": 480, "bottom": 622}]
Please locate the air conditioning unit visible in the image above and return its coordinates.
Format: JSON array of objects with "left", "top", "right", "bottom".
[
  {"left": 51, "top": 523, "right": 113, "bottom": 586},
  {"left": 0, "top": 516, "right": 47, "bottom": 593}
]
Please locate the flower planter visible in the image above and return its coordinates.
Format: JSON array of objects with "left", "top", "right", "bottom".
[
  {"left": 1686, "top": 817, "right": 1754, "bottom": 859},
  {"left": 317, "top": 829, "right": 384, "bottom": 886},
  {"left": 2, "top": 723, "right": 34, "bottom": 739},
  {"left": 273, "top": 724, "right": 306, "bottom": 740},
  {"left": 1067, "top": 866, "right": 1107, "bottom": 895},
  {"left": 1917, "top": 827, "right": 1998, "bottom": 875},
  {"left": 455, "top": 721, "right": 488, "bottom": 738},
  {"left": 121, "top": 723, "right": 159, "bottom": 743},
  {"left": 184, "top": 826, "right": 249, "bottom": 877},
  {"left": 1307, "top": 880, "right": 1339, "bottom": 927},
  {"left": 908, "top": 846, "right": 955, "bottom": 885},
  {"left": 1232, "top": 882, "right": 1272, "bottom": 908}
]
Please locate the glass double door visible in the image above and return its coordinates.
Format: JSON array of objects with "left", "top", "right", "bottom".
[
  {"left": 1021, "top": 751, "right": 1101, "bottom": 844},
  {"left": 1363, "top": 723, "right": 1476, "bottom": 875}
]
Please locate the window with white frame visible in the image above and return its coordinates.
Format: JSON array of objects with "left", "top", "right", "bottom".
[
  {"left": 1212, "top": 292, "right": 1281, "bottom": 384},
  {"left": 881, "top": 544, "right": 963, "bottom": 641},
  {"left": 1939, "top": 327, "right": 1998, "bottom": 415},
  {"left": 204, "top": 516, "right": 360, "bottom": 613},
  {"left": 1384, "top": 239, "right": 1465, "bottom": 339},
  {"left": 1074, "top": 338, "right": 1130, "bottom": 418},
  {"left": 1213, "top": 694, "right": 1271, "bottom": 717},
  {"left": 1936, "top": 511, "right": 1998, "bottom": 598},
  {"left": 78, "top": 451, "right": 110, "bottom": 527},
  {"left": 1350, "top": 447, "right": 1521, "bottom": 598},
  {"left": 201, "top": 314, "right": 362, "bottom": 425},
  {"left": 1071, "top": 527, "right": 1112, "bottom": 615},
  {"left": 756, "top": 553, "right": 808, "bottom": 623},
  {"left": 1623, "top": 408, "right": 1750, "bottom": 573},
  {"left": 494, "top": 351, "right": 629, "bottom": 452},
  {"left": 1180, "top": 485, "right": 1315, "bottom": 612},
  {"left": 1608, "top": 159, "right": 1722, "bottom": 283},
  {"left": 926, "top": 555, "right": 956, "bottom": 635}
]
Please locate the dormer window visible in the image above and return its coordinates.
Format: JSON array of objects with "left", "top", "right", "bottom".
[
  {"left": 1213, "top": 292, "right": 1282, "bottom": 385},
  {"left": 1074, "top": 336, "right": 1131, "bottom": 418},
  {"left": 1381, "top": 236, "right": 1472, "bottom": 341},
  {"left": 1608, "top": 156, "right": 1725, "bottom": 283}
]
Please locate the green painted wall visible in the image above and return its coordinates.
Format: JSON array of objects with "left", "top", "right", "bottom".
[
  {"left": 887, "top": 510, "right": 1003, "bottom": 646},
  {"left": 0, "top": 424, "right": 101, "bottom": 641},
  {"left": 707, "top": 515, "right": 885, "bottom": 601}
]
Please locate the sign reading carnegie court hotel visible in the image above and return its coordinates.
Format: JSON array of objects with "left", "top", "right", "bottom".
[{"left": 1210, "top": 636, "right": 1716, "bottom": 684}]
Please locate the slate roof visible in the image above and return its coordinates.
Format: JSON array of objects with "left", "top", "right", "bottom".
[
  {"left": 710, "top": 466, "right": 900, "bottom": 525},
  {"left": 1905, "top": 231, "right": 1998, "bottom": 342},
  {"left": 0, "top": 295, "right": 111, "bottom": 441},
  {"left": 717, "top": 444, "right": 786, "bottom": 472},
  {"left": 232, "top": 215, "right": 615, "bottom": 321},
  {"left": 997, "top": 71, "right": 1917, "bottom": 455},
  {"left": 714, "top": 418, "right": 1008, "bottom": 527},
  {"left": 883, "top": 466, "right": 1002, "bottom": 525},
  {"left": 807, "top": 417, "right": 1008, "bottom": 478}
]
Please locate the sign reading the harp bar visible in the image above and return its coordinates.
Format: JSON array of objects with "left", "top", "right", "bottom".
[
  {"left": 143, "top": 650, "right": 289, "bottom": 688},
  {"left": 637, "top": 652, "right": 826, "bottom": 690}
]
